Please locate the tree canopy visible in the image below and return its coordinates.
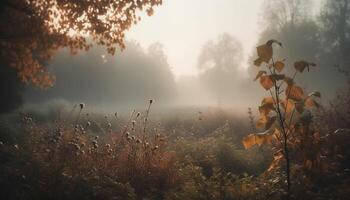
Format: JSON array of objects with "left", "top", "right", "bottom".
[{"left": 0, "top": 0, "right": 162, "bottom": 88}]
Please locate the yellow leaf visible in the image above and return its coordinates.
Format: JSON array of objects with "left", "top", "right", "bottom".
[
  {"left": 262, "top": 97, "right": 274, "bottom": 105},
  {"left": 260, "top": 75, "right": 274, "bottom": 90},
  {"left": 256, "top": 115, "right": 268, "bottom": 129},
  {"left": 281, "top": 99, "right": 295, "bottom": 113},
  {"left": 274, "top": 61, "right": 285, "bottom": 72},
  {"left": 268, "top": 152, "right": 284, "bottom": 171},
  {"left": 254, "top": 70, "right": 267, "bottom": 81},
  {"left": 286, "top": 85, "right": 304, "bottom": 101},
  {"left": 242, "top": 130, "right": 275, "bottom": 149},
  {"left": 256, "top": 115, "right": 276, "bottom": 130},
  {"left": 259, "top": 97, "right": 275, "bottom": 115},
  {"left": 259, "top": 104, "right": 274, "bottom": 115}
]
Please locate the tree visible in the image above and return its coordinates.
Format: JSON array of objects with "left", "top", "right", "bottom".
[
  {"left": 24, "top": 41, "right": 177, "bottom": 108},
  {"left": 261, "top": 0, "right": 313, "bottom": 30},
  {"left": 243, "top": 40, "right": 322, "bottom": 198},
  {"left": 320, "top": 0, "right": 350, "bottom": 69},
  {"left": 0, "top": 0, "right": 162, "bottom": 112},
  {"left": 253, "top": 0, "right": 317, "bottom": 64},
  {"left": 197, "top": 34, "right": 244, "bottom": 105},
  {"left": 250, "top": 0, "right": 347, "bottom": 100}
]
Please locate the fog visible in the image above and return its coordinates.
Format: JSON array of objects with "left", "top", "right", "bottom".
[
  {"left": 23, "top": 37, "right": 263, "bottom": 113},
  {"left": 5, "top": 0, "right": 350, "bottom": 115}
]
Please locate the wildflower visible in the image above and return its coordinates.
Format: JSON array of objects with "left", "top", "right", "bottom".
[
  {"left": 105, "top": 144, "right": 111, "bottom": 148},
  {"left": 136, "top": 139, "right": 142, "bottom": 144},
  {"left": 0, "top": 141, "right": 3, "bottom": 146},
  {"left": 145, "top": 142, "right": 149, "bottom": 147},
  {"left": 94, "top": 135, "right": 99, "bottom": 140},
  {"left": 92, "top": 140, "right": 98, "bottom": 145},
  {"left": 14, "top": 144, "right": 19, "bottom": 150},
  {"left": 107, "top": 122, "right": 112, "bottom": 128},
  {"left": 93, "top": 143, "right": 99, "bottom": 149},
  {"left": 126, "top": 132, "right": 130, "bottom": 137},
  {"left": 114, "top": 112, "right": 118, "bottom": 118},
  {"left": 149, "top": 99, "right": 153, "bottom": 104},
  {"left": 136, "top": 112, "right": 141, "bottom": 118},
  {"left": 131, "top": 136, "right": 136, "bottom": 140},
  {"left": 127, "top": 136, "right": 132, "bottom": 141},
  {"left": 87, "top": 121, "right": 91, "bottom": 126}
]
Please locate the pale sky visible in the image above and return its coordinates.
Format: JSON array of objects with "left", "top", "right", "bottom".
[
  {"left": 127, "top": 0, "right": 321, "bottom": 78},
  {"left": 127, "top": 0, "right": 264, "bottom": 78}
]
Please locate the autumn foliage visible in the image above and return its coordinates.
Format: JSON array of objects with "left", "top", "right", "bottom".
[
  {"left": 0, "top": 0, "right": 162, "bottom": 88},
  {"left": 243, "top": 40, "right": 323, "bottom": 196}
]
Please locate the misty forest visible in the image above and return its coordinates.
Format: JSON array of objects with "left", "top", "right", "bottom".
[{"left": 1, "top": 0, "right": 350, "bottom": 199}]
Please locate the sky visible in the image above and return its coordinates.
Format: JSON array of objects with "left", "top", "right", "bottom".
[{"left": 127, "top": 0, "right": 265, "bottom": 78}]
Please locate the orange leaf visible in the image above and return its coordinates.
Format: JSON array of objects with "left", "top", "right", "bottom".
[
  {"left": 274, "top": 61, "right": 285, "bottom": 72},
  {"left": 286, "top": 85, "right": 304, "bottom": 101},
  {"left": 256, "top": 44, "right": 272, "bottom": 63},
  {"left": 256, "top": 115, "right": 276, "bottom": 130},
  {"left": 281, "top": 99, "right": 295, "bottom": 114},
  {"left": 254, "top": 70, "right": 267, "bottom": 81},
  {"left": 259, "top": 97, "right": 275, "bottom": 115},
  {"left": 242, "top": 130, "right": 275, "bottom": 149},
  {"left": 260, "top": 75, "right": 274, "bottom": 90},
  {"left": 305, "top": 97, "right": 319, "bottom": 108}
]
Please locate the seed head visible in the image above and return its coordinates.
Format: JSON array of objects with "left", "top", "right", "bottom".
[
  {"left": 153, "top": 145, "right": 159, "bottom": 150},
  {"left": 79, "top": 103, "right": 85, "bottom": 110},
  {"left": 149, "top": 99, "right": 153, "bottom": 104}
]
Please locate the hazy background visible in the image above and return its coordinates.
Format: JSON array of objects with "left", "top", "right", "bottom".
[{"left": 22, "top": 0, "right": 348, "bottom": 113}]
